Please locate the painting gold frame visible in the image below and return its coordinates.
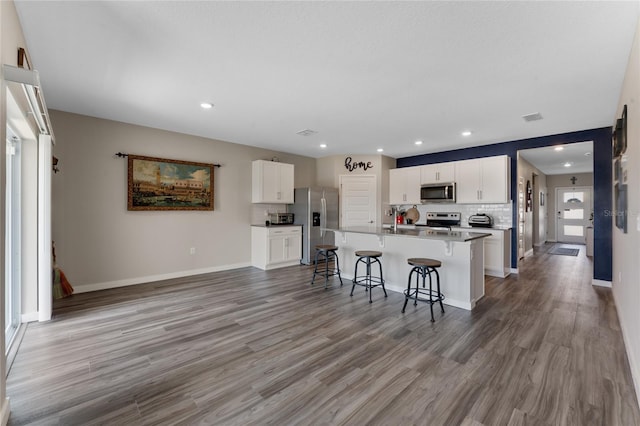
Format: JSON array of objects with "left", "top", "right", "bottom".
[{"left": 127, "top": 155, "right": 214, "bottom": 211}]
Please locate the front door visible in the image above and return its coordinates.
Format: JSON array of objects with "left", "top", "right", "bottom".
[
  {"left": 556, "top": 186, "right": 592, "bottom": 244},
  {"left": 339, "top": 175, "right": 377, "bottom": 227}
]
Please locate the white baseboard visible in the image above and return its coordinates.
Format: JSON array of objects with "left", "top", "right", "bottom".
[
  {"left": 510, "top": 268, "right": 519, "bottom": 274},
  {"left": 1, "top": 398, "right": 10, "bottom": 426},
  {"left": 74, "top": 262, "right": 252, "bottom": 294},
  {"left": 525, "top": 248, "right": 534, "bottom": 257},
  {"left": 20, "top": 312, "right": 39, "bottom": 323},
  {"left": 592, "top": 279, "right": 612, "bottom": 288}
]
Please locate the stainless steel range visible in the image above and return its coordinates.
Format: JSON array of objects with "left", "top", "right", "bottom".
[{"left": 421, "top": 212, "right": 461, "bottom": 230}]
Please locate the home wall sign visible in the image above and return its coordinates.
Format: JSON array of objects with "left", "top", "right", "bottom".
[{"left": 344, "top": 157, "right": 374, "bottom": 172}]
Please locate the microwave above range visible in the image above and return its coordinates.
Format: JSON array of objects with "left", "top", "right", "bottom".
[{"left": 420, "top": 182, "right": 456, "bottom": 203}]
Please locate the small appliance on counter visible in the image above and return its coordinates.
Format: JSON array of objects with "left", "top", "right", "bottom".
[
  {"left": 468, "top": 213, "right": 493, "bottom": 228},
  {"left": 268, "top": 212, "right": 294, "bottom": 225}
]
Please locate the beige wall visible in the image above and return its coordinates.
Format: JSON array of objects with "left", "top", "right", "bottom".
[
  {"left": 50, "top": 110, "right": 316, "bottom": 291},
  {"left": 316, "top": 154, "right": 395, "bottom": 226},
  {"left": 612, "top": 16, "right": 640, "bottom": 408},
  {"left": 546, "top": 173, "right": 594, "bottom": 241}
]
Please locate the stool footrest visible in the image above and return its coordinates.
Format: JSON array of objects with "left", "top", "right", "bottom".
[
  {"left": 403, "top": 288, "right": 445, "bottom": 304},
  {"left": 352, "top": 276, "right": 385, "bottom": 288}
]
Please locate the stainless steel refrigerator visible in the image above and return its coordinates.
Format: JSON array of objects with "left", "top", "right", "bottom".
[{"left": 291, "top": 187, "right": 339, "bottom": 265}]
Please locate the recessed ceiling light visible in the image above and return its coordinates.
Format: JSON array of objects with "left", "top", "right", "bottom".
[
  {"left": 320, "top": 144, "right": 327, "bottom": 149},
  {"left": 554, "top": 146, "right": 564, "bottom": 151},
  {"left": 200, "top": 102, "right": 213, "bottom": 109},
  {"left": 564, "top": 162, "right": 572, "bottom": 167},
  {"left": 377, "top": 148, "right": 384, "bottom": 153},
  {"left": 461, "top": 131, "right": 472, "bottom": 137},
  {"left": 414, "top": 140, "right": 423, "bottom": 145}
]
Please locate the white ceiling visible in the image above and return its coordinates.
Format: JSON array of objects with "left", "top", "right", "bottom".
[
  {"left": 519, "top": 141, "right": 593, "bottom": 175},
  {"left": 14, "top": 1, "right": 640, "bottom": 161}
]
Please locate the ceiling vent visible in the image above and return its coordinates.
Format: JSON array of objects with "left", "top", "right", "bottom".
[
  {"left": 296, "top": 129, "right": 318, "bottom": 137},
  {"left": 522, "top": 112, "right": 543, "bottom": 122}
]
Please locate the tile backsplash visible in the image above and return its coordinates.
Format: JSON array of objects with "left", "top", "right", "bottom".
[{"left": 388, "top": 203, "right": 513, "bottom": 228}]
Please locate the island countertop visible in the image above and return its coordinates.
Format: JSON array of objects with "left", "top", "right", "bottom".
[{"left": 326, "top": 226, "right": 491, "bottom": 242}]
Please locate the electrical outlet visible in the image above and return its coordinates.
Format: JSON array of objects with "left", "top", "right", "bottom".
[{"left": 190, "top": 247, "right": 196, "bottom": 255}]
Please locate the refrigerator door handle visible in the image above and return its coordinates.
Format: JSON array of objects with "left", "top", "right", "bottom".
[{"left": 320, "top": 197, "right": 326, "bottom": 238}]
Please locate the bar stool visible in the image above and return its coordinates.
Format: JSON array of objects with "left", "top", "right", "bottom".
[
  {"left": 351, "top": 250, "right": 387, "bottom": 303},
  {"left": 311, "top": 245, "right": 343, "bottom": 289},
  {"left": 402, "top": 258, "right": 445, "bottom": 322}
]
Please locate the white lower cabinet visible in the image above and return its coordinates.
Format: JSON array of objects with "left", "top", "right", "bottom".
[
  {"left": 251, "top": 226, "right": 302, "bottom": 270},
  {"left": 481, "top": 229, "right": 511, "bottom": 278},
  {"left": 453, "top": 227, "right": 511, "bottom": 278}
]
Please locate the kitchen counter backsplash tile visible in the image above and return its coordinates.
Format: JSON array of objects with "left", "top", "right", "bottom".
[{"left": 394, "top": 203, "right": 513, "bottom": 228}]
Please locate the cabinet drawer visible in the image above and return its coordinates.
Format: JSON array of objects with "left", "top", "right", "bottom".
[{"left": 267, "top": 226, "right": 301, "bottom": 236}]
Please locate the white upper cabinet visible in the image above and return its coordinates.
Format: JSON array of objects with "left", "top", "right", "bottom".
[
  {"left": 252, "top": 160, "right": 294, "bottom": 203},
  {"left": 420, "top": 162, "right": 455, "bottom": 184},
  {"left": 389, "top": 167, "right": 421, "bottom": 205},
  {"left": 456, "top": 155, "right": 510, "bottom": 204}
]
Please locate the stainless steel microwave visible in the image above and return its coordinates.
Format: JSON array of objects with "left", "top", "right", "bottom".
[{"left": 420, "top": 183, "right": 455, "bottom": 203}]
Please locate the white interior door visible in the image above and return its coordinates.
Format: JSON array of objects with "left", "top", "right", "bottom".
[
  {"left": 339, "top": 175, "right": 377, "bottom": 227},
  {"left": 556, "top": 186, "right": 592, "bottom": 244}
]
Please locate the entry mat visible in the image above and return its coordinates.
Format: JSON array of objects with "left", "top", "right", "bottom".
[{"left": 549, "top": 246, "right": 580, "bottom": 256}]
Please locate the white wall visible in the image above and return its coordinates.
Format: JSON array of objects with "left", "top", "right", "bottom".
[
  {"left": 1, "top": 0, "right": 33, "bottom": 420},
  {"left": 50, "top": 111, "right": 316, "bottom": 292},
  {"left": 612, "top": 16, "right": 640, "bottom": 409}
]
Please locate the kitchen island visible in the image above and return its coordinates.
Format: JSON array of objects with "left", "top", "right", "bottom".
[{"left": 327, "top": 226, "right": 491, "bottom": 310}]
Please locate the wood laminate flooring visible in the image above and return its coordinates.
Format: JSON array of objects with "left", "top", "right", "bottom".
[{"left": 7, "top": 244, "right": 640, "bottom": 425}]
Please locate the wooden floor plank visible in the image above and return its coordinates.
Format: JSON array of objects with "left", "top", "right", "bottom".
[{"left": 6, "top": 243, "right": 640, "bottom": 425}]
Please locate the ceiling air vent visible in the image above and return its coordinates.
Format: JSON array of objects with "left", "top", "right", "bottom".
[
  {"left": 296, "top": 129, "right": 318, "bottom": 137},
  {"left": 522, "top": 112, "right": 543, "bottom": 122}
]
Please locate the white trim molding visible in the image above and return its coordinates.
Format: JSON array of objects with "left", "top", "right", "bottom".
[
  {"left": 592, "top": 279, "right": 612, "bottom": 288},
  {"left": 1, "top": 398, "right": 10, "bottom": 426},
  {"left": 74, "top": 262, "right": 252, "bottom": 294}
]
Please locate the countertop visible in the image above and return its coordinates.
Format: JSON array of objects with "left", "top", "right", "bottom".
[
  {"left": 327, "top": 226, "right": 491, "bottom": 242},
  {"left": 251, "top": 224, "right": 301, "bottom": 228}
]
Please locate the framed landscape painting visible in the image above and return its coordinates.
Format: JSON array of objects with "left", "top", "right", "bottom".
[{"left": 128, "top": 155, "right": 214, "bottom": 211}]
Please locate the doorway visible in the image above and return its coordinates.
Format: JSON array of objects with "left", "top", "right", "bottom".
[
  {"left": 339, "top": 175, "right": 377, "bottom": 227},
  {"left": 556, "top": 186, "right": 592, "bottom": 244},
  {"left": 5, "top": 128, "right": 21, "bottom": 351}
]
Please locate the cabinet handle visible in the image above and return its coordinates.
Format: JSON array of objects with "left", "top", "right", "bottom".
[
  {"left": 479, "top": 190, "right": 482, "bottom": 200},
  {"left": 277, "top": 191, "right": 281, "bottom": 200},
  {"left": 436, "top": 172, "right": 440, "bottom": 181}
]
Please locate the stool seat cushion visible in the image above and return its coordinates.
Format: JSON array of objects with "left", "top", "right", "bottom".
[
  {"left": 407, "top": 258, "right": 441, "bottom": 268},
  {"left": 355, "top": 250, "right": 382, "bottom": 258},
  {"left": 316, "top": 244, "right": 338, "bottom": 251}
]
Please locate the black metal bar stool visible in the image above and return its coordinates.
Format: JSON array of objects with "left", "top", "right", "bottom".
[
  {"left": 351, "top": 250, "right": 387, "bottom": 303},
  {"left": 402, "top": 258, "right": 445, "bottom": 322},
  {"left": 311, "top": 245, "right": 343, "bottom": 289}
]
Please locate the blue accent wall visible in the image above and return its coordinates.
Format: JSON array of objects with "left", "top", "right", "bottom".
[{"left": 397, "top": 127, "right": 612, "bottom": 281}]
